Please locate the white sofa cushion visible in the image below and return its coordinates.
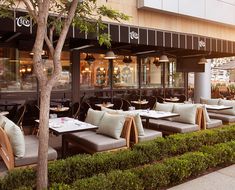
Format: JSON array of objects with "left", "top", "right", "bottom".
[
  {"left": 97, "top": 112, "right": 125, "bottom": 139},
  {"left": 0, "top": 116, "right": 25, "bottom": 158},
  {"left": 206, "top": 98, "right": 220, "bottom": 105},
  {"left": 155, "top": 103, "right": 174, "bottom": 112},
  {"left": 171, "top": 104, "right": 197, "bottom": 124},
  {"left": 218, "top": 99, "right": 235, "bottom": 115},
  {"left": 101, "top": 107, "right": 145, "bottom": 136},
  {"left": 124, "top": 111, "right": 145, "bottom": 136},
  {"left": 85, "top": 108, "right": 105, "bottom": 126}
]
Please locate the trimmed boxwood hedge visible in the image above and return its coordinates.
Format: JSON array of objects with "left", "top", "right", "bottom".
[
  {"left": 51, "top": 141, "right": 235, "bottom": 190},
  {"left": 1, "top": 125, "right": 235, "bottom": 189}
]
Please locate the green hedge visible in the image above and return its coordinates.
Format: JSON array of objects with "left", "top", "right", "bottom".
[
  {"left": 56, "top": 141, "right": 235, "bottom": 190},
  {"left": 1, "top": 125, "right": 235, "bottom": 189}
]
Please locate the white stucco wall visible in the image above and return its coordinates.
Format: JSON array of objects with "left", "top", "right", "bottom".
[{"left": 138, "top": 0, "right": 235, "bottom": 26}]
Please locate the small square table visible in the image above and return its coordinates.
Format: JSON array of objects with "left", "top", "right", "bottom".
[
  {"left": 95, "top": 103, "right": 114, "bottom": 108},
  {"left": 0, "top": 111, "right": 9, "bottom": 116},
  {"left": 128, "top": 110, "right": 179, "bottom": 128},
  {"left": 36, "top": 117, "right": 97, "bottom": 157},
  {"left": 205, "top": 105, "right": 233, "bottom": 111}
]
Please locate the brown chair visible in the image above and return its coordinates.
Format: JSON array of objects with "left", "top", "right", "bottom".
[
  {"left": 157, "top": 96, "right": 164, "bottom": 103},
  {"left": 121, "top": 98, "right": 131, "bottom": 111},
  {"left": 178, "top": 94, "right": 186, "bottom": 103},
  {"left": 13, "top": 105, "right": 26, "bottom": 130},
  {"left": 69, "top": 102, "right": 80, "bottom": 118},
  {"left": 78, "top": 101, "right": 91, "bottom": 121},
  {"left": 112, "top": 98, "right": 123, "bottom": 110}
]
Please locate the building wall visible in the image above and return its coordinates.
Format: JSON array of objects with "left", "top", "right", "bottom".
[
  {"left": 98, "top": 0, "right": 235, "bottom": 41},
  {"left": 10, "top": 0, "right": 235, "bottom": 41},
  {"left": 137, "top": 0, "right": 235, "bottom": 26}
]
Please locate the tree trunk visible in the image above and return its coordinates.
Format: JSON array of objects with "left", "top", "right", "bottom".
[{"left": 36, "top": 85, "right": 52, "bottom": 190}]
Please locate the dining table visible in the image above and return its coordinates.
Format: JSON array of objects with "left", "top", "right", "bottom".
[
  {"left": 0, "top": 111, "right": 9, "bottom": 116},
  {"left": 95, "top": 103, "right": 114, "bottom": 108},
  {"left": 164, "top": 97, "right": 179, "bottom": 102},
  {"left": 35, "top": 117, "right": 97, "bottom": 158},
  {"left": 128, "top": 109, "right": 179, "bottom": 128},
  {"left": 205, "top": 105, "right": 233, "bottom": 111}
]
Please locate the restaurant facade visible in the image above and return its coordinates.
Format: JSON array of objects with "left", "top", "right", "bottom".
[{"left": 1, "top": 0, "right": 235, "bottom": 103}]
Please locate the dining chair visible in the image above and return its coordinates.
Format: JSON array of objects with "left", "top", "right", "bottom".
[
  {"left": 157, "top": 96, "right": 164, "bottom": 103},
  {"left": 15, "top": 105, "right": 26, "bottom": 131},
  {"left": 121, "top": 98, "right": 131, "bottom": 111},
  {"left": 78, "top": 101, "right": 91, "bottom": 121},
  {"left": 112, "top": 98, "right": 123, "bottom": 110}
]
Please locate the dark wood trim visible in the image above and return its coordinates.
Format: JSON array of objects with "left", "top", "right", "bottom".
[{"left": 71, "top": 50, "right": 80, "bottom": 103}]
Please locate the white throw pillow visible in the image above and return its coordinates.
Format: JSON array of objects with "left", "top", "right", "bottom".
[
  {"left": 218, "top": 99, "right": 235, "bottom": 115},
  {"left": 155, "top": 103, "right": 174, "bottom": 112},
  {"left": 85, "top": 108, "right": 105, "bottom": 126},
  {"left": 97, "top": 112, "right": 125, "bottom": 139},
  {"left": 0, "top": 116, "right": 25, "bottom": 158},
  {"left": 101, "top": 108, "right": 145, "bottom": 136},
  {"left": 124, "top": 111, "right": 145, "bottom": 136},
  {"left": 171, "top": 104, "right": 197, "bottom": 124},
  {"left": 206, "top": 99, "right": 220, "bottom": 105},
  {"left": 195, "top": 104, "right": 211, "bottom": 123}
]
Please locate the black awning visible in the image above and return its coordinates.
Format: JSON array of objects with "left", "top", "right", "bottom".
[{"left": 0, "top": 9, "right": 235, "bottom": 57}]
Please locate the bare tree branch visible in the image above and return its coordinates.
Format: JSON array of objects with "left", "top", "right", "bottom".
[
  {"left": 45, "top": 34, "right": 55, "bottom": 56},
  {"left": 48, "top": 0, "right": 79, "bottom": 86},
  {"left": 21, "top": 0, "right": 38, "bottom": 21}
]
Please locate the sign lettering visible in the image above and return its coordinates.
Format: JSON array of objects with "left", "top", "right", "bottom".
[
  {"left": 16, "top": 17, "right": 30, "bottom": 27},
  {"left": 199, "top": 40, "right": 206, "bottom": 48},
  {"left": 129, "top": 31, "right": 139, "bottom": 40}
]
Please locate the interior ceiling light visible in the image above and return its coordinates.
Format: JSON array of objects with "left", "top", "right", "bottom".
[
  {"left": 123, "top": 56, "right": 132, "bottom": 63},
  {"left": 198, "top": 57, "right": 207, "bottom": 64},
  {"left": 85, "top": 53, "right": 95, "bottom": 64},
  {"left": 153, "top": 57, "right": 160, "bottom": 67},
  {"left": 104, "top": 50, "right": 117, "bottom": 59},
  {"left": 159, "top": 54, "right": 169, "bottom": 63}
]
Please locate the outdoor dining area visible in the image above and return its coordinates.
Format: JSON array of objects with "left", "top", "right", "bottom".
[{"left": 1, "top": 93, "right": 235, "bottom": 171}]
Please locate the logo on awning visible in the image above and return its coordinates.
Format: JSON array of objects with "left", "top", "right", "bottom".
[
  {"left": 199, "top": 40, "right": 206, "bottom": 48},
  {"left": 16, "top": 16, "right": 30, "bottom": 27},
  {"left": 129, "top": 31, "right": 139, "bottom": 40}
]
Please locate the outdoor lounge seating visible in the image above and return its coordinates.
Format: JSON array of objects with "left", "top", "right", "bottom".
[
  {"left": 138, "top": 128, "right": 162, "bottom": 142},
  {"left": 147, "top": 103, "right": 204, "bottom": 134},
  {"left": 201, "top": 98, "right": 235, "bottom": 124},
  {"left": 64, "top": 115, "right": 136, "bottom": 154},
  {"left": 206, "top": 118, "right": 223, "bottom": 129},
  {"left": 0, "top": 116, "right": 57, "bottom": 170},
  {"left": 100, "top": 107, "right": 163, "bottom": 143}
]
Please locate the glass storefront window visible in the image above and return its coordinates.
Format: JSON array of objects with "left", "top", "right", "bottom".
[
  {"left": 0, "top": 48, "right": 71, "bottom": 92},
  {"left": 140, "top": 57, "right": 163, "bottom": 88},
  {"left": 166, "top": 59, "right": 184, "bottom": 88},
  {"left": 0, "top": 48, "right": 36, "bottom": 92},
  {"left": 80, "top": 53, "right": 138, "bottom": 90},
  {"left": 80, "top": 53, "right": 109, "bottom": 90},
  {"left": 113, "top": 56, "right": 138, "bottom": 89}
]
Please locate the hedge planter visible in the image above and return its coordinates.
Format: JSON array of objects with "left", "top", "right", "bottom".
[
  {"left": 1, "top": 126, "right": 235, "bottom": 189},
  {"left": 66, "top": 141, "right": 235, "bottom": 190}
]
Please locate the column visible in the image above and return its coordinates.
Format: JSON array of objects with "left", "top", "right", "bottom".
[
  {"left": 71, "top": 50, "right": 80, "bottom": 103},
  {"left": 194, "top": 59, "right": 211, "bottom": 103}
]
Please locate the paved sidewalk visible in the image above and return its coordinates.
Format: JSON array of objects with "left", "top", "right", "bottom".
[{"left": 168, "top": 164, "right": 235, "bottom": 190}]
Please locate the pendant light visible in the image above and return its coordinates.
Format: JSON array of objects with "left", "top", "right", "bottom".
[
  {"left": 104, "top": 50, "right": 117, "bottom": 59},
  {"left": 159, "top": 54, "right": 169, "bottom": 62}
]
